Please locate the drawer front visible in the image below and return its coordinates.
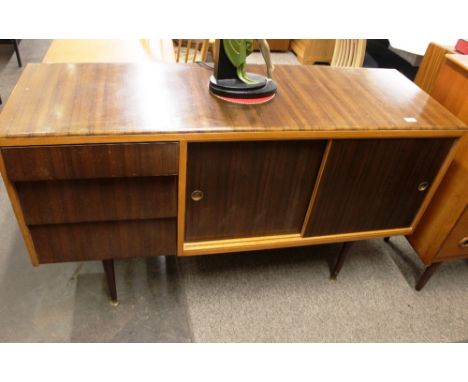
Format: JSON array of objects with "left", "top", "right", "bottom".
[
  {"left": 304, "top": 138, "right": 455, "bottom": 236},
  {"left": 2, "top": 142, "right": 178, "bottom": 181},
  {"left": 16, "top": 176, "right": 177, "bottom": 225},
  {"left": 435, "top": 206, "right": 468, "bottom": 260},
  {"left": 30, "top": 218, "right": 177, "bottom": 263}
]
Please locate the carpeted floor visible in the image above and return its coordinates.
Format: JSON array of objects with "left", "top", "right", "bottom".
[
  {"left": 180, "top": 241, "right": 468, "bottom": 342},
  {"left": 0, "top": 40, "right": 467, "bottom": 343}
]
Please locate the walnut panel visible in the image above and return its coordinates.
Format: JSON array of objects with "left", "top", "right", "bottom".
[
  {"left": 185, "top": 140, "right": 326, "bottom": 241},
  {"left": 17, "top": 176, "right": 177, "bottom": 225},
  {"left": 2, "top": 142, "right": 178, "bottom": 181},
  {"left": 304, "top": 138, "right": 455, "bottom": 236},
  {"left": 30, "top": 218, "right": 177, "bottom": 263}
]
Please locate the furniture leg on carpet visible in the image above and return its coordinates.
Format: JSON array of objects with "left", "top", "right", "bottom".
[
  {"left": 102, "top": 259, "right": 118, "bottom": 305},
  {"left": 415, "top": 262, "right": 442, "bottom": 291},
  {"left": 11, "top": 39, "right": 22, "bottom": 67},
  {"left": 331, "top": 241, "right": 353, "bottom": 280}
]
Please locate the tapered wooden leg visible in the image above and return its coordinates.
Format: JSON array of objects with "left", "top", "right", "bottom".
[
  {"left": 102, "top": 259, "right": 118, "bottom": 305},
  {"left": 415, "top": 262, "right": 442, "bottom": 291},
  {"left": 384, "top": 237, "right": 390, "bottom": 242},
  {"left": 330, "top": 241, "right": 353, "bottom": 280}
]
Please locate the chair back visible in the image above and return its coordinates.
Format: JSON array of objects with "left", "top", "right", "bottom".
[
  {"left": 174, "top": 39, "right": 210, "bottom": 63},
  {"left": 331, "top": 39, "right": 367, "bottom": 67}
]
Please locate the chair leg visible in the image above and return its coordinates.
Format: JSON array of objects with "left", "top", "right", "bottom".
[
  {"left": 12, "top": 39, "right": 22, "bottom": 67},
  {"left": 331, "top": 241, "right": 353, "bottom": 280},
  {"left": 384, "top": 237, "right": 390, "bottom": 242},
  {"left": 415, "top": 262, "right": 442, "bottom": 291},
  {"left": 102, "top": 259, "right": 118, "bottom": 305}
]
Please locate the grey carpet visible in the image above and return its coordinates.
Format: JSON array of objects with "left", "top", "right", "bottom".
[
  {"left": 1, "top": 40, "right": 467, "bottom": 342},
  {"left": 179, "top": 241, "right": 468, "bottom": 342}
]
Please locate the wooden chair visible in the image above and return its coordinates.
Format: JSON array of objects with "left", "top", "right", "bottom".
[
  {"left": 414, "top": 42, "right": 455, "bottom": 94},
  {"left": 173, "top": 39, "right": 211, "bottom": 63},
  {"left": 331, "top": 39, "right": 367, "bottom": 67}
]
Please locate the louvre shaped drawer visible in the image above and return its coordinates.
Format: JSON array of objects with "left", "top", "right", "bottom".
[
  {"left": 30, "top": 218, "right": 177, "bottom": 263},
  {"left": 16, "top": 176, "right": 177, "bottom": 225},
  {"left": 2, "top": 142, "right": 178, "bottom": 181}
]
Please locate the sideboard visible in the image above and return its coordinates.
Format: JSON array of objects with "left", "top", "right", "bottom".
[{"left": 0, "top": 63, "right": 465, "bottom": 303}]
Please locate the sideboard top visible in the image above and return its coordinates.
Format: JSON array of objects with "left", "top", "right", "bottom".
[{"left": 0, "top": 63, "right": 465, "bottom": 143}]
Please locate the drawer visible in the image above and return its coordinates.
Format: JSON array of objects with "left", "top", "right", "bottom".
[
  {"left": 30, "top": 218, "right": 177, "bottom": 263},
  {"left": 16, "top": 176, "right": 177, "bottom": 225},
  {"left": 435, "top": 206, "right": 468, "bottom": 260},
  {"left": 2, "top": 142, "right": 178, "bottom": 181}
]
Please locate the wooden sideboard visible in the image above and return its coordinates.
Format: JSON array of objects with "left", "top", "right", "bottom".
[
  {"left": 0, "top": 63, "right": 465, "bottom": 303},
  {"left": 408, "top": 54, "right": 468, "bottom": 290},
  {"left": 290, "top": 39, "right": 336, "bottom": 64}
]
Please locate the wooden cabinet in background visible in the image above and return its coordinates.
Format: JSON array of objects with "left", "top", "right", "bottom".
[
  {"left": 290, "top": 39, "right": 336, "bottom": 64},
  {"left": 414, "top": 42, "right": 455, "bottom": 95},
  {"left": 253, "top": 39, "right": 291, "bottom": 52},
  {"left": 408, "top": 54, "right": 468, "bottom": 290}
]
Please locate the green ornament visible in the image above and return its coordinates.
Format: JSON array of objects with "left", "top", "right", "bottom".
[{"left": 223, "top": 39, "right": 257, "bottom": 84}]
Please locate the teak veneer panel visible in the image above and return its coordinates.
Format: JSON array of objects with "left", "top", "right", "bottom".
[
  {"left": 2, "top": 142, "right": 178, "bottom": 181},
  {"left": 30, "top": 218, "right": 177, "bottom": 263},
  {"left": 0, "top": 64, "right": 465, "bottom": 145},
  {"left": 16, "top": 176, "right": 177, "bottom": 226},
  {"left": 435, "top": 206, "right": 468, "bottom": 261},
  {"left": 304, "top": 138, "right": 455, "bottom": 236},
  {"left": 408, "top": 55, "right": 468, "bottom": 264},
  {"left": 414, "top": 43, "right": 455, "bottom": 95},
  {"left": 185, "top": 141, "right": 326, "bottom": 241}
]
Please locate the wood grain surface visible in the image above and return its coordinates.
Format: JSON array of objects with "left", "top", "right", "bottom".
[
  {"left": 2, "top": 143, "right": 178, "bottom": 181},
  {"left": 0, "top": 64, "right": 465, "bottom": 144},
  {"left": 408, "top": 55, "right": 468, "bottom": 264},
  {"left": 185, "top": 141, "right": 326, "bottom": 241},
  {"left": 42, "top": 39, "right": 176, "bottom": 64},
  {"left": 30, "top": 218, "right": 177, "bottom": 263},
  {"left": 16, "top": 176, "right": 177, "bottom": 225},
  {"left": 434, "top": 206, "right": 468, "bottom": 261},
  {"left": 304, "top": 138, "right": 455, "bottom": 236},
  {"left": 414, "top": 42, "right": 455, "bottom": 94}
]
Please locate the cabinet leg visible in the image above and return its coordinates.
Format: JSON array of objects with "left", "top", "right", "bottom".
[
  {"left": 102, "top": 259, "right": 118, "bottom": 305},
  {"left": 384, "top": 237, "right": 390, "bottom": 242},
  {"left": 415, "top": 262, "right": 442, "bottom": 291},
  {"left": 331, "top": 241, "right": 353, "bottom": 280}
]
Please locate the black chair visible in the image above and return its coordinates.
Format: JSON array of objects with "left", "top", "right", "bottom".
[{"left": 365, "top": 39, "right": 418, "bottom": 80}]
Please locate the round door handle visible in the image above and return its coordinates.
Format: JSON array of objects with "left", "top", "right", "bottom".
[
  {"left": 191, "top": 190, "right": 204, "bottom": 202},
  {"left": 418, "top": 181, "right": 429, "bottom": 192},
  {"left": 459, "top": 237, "right": 468, "bottom": 248}
]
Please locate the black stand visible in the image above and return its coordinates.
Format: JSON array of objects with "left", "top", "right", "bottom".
[{"left": 209, "top": 39, "right": 276, "bottom": 100}]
